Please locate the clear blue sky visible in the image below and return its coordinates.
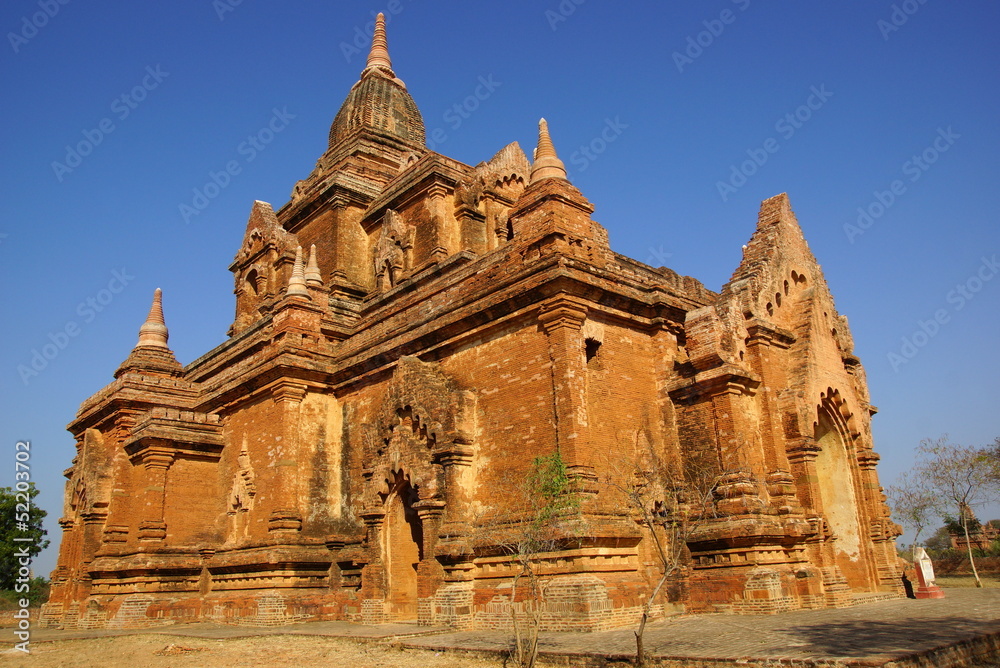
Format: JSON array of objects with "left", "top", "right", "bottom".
[{"left": 1, "top": 1, "right": 997, "bottom": 574}]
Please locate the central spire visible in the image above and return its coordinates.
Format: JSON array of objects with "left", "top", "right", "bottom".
[
  {"left": 137, "top": 288, "right": 169, "bottom": 349},
  {"left": 363, "top": 13, "right": 393, "bottom": 75},
  {"left": 328, "top": 12, "right": 424, "bottom": 149},
  {"left": 530, "top": 118, "right": 568, "bottom": 183}
]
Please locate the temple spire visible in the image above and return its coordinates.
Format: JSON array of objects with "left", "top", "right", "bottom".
[
  {"left": 530, "top": 118, "right": 567, "bottom": 183},
  {"left": 136, "top": 288, "right": 169, "bottom": 349},
  {"left": 287, "top": 246, "right": 310, "bottom": 299},
  {"left": 364, "top": 13, "right": 393, "bottom": 74},
  {"left": 116, "top": 287, "right": 183, "bottom": 378},
  {"left": 305, "top": 244, "right": 323, "bottom": 286}
]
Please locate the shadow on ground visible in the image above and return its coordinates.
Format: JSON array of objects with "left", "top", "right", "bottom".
[{"left": 787, "top": 616, "right": 996, "bottom": 656}]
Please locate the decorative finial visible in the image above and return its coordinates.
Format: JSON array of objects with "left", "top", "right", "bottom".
[
  {"left": 364, "top": 13, "right": 393, "bottom": 74},
  {"left": 287, "top": 246, "right": 310, "bottom": 299},
  {"left": 136, "top": 288, "right": 169, "bottom": 349},
  {"left": 530, "top": 118, "right": 567, "bottom": 183},
  {"left": 305, "top": 244, "right": 323, "bottom": 286}
]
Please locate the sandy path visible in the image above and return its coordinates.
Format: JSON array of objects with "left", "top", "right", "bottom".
[{"left": 0, "top": 635, "right": 504, "bottom": 667}]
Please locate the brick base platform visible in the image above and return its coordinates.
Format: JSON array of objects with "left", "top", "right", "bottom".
[{"left": 7, "top": 588, "right": 999, "bottom": 667}]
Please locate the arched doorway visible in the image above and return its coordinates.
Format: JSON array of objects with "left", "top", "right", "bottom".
[
  {"left": 815, "top": 410, "right": 861, "bottom": 558},
  {"left": 383, "top": 477, "right": 423, "bottom": 620},
  {"left": 813, "top": 401, "right": 869, "bottom": 589}
]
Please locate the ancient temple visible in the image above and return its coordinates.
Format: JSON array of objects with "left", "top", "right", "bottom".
[{"left": 42, "top": 15, "right": 902, "bottom": 630}]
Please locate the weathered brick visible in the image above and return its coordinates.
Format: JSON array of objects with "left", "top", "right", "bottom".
[{"left": 41, "top": 14, "right": 901, "bottom": 633}]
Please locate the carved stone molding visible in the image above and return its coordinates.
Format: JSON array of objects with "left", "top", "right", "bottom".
[
  {"left": 745, "top": 319, "right": 797, "bottom": 349},
  {"left": 786, "top": 437, "right": 821, "bottom": 463},
  {"left": 271, "top": 381, "right": 308, "bottom": 405},
  {"left": 537, "top": 295, "right": 588, "bottom": 334},
  {"left": 267, "top": 509, "right": 303, "bottom": 533}
]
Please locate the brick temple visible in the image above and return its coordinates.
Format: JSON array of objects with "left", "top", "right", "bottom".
[{"left": 42, "top": 15, "right": 903, "bottom": 630}]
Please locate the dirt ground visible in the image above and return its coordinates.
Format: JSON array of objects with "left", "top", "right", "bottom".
[{"left": 0, "top": 634, "right": 505, "bottom": 667}]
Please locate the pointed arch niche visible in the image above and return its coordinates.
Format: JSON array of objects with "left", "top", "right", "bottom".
[
  {"left": 812, "top": 390, "right": 863, "bottom": 565},
  {"left": 381, "top": 469, "right": 423, "bottom": 620}
]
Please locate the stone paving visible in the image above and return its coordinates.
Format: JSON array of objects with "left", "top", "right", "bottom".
[
  {"left": 402, "top": 588, "right": 1000, "bottom": 665},
  {"left": 6, "top": 588, "right": 999, "bottom": 666}
]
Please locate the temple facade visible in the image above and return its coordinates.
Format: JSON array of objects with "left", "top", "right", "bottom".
[{"left": 42, "top": 15, "right": 902, "bottom": 631}]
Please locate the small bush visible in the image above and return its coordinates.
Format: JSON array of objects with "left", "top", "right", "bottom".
[{"left": 0, "top": 578, "right": 49, "bottom": 609}]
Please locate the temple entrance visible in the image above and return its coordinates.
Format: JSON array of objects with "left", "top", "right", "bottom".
[
  {"left": 814, "top": 408, "right": 865, "bottom": 587},
  {"left": 384, "top": 479, "right": 423, "bottom": 620}
]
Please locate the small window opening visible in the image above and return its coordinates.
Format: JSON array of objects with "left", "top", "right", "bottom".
[
  {"left": 245, "top": 269, "right": 260, "bottom": 297},
  {"left": 585, "top": 338, "right": 602, "bottom": 364}
]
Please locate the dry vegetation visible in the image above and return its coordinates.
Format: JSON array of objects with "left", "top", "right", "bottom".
[
  {"left": 936, "top": 574, "right": 1000, "bottom": 589},
  {"left": 0, "top": 635, "right": 503, "bottom": 668}
]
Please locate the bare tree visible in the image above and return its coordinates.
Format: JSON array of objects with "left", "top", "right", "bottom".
[
  {"left": 600, "top": 438, "right": 735, "bottom": 667},
  {"left": 988, "top": 437, "right": 1000, "bottom": 485},
  {"left": 887, "top": 471, "right": 937, "bottom": 561},
  {"left": 476, "top": 452, "right": 580, "bottom": 668},
  {"left": 904, "top": 436, "right": 1000, "bottom": 587}
]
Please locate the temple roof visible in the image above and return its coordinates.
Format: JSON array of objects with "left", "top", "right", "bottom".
[{"left": 327, "top": 13, "right": 425, "bottom": 149}]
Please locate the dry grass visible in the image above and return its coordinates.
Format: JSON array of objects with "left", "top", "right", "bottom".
[
  {"left": 0, "top": 635, "right": 504, "bottom": 668},
  {"left": 935, "top": 574, "right": 1000, "bottom": 588}
]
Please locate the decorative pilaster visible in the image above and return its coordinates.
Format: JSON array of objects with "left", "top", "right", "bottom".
[
  {"left": 359, "top": 508, "right": 388, "bottom": 622},
  {"left": 267, "top": 381, "right": 308, "bottom": 533},
  {"left": 744, "top": 320, "right": 796, "bottom": 474},
  {"left": 537, "top": 295, "right": 595, "bottom": 489},
  {"left": 432, "top": 445, "right": 476, "bottom": 583},
  {"left": 427, "top": 183, "right": 451, "bottom": 261},
  {"left": 137, "top": 449, "right": 174, "bottom": 541},
  {"left": 857, "top": 450, "right": 904, "bottom": 591},
  {"left": 414, "top": 498, "right": 447, "bottom": 622},
  {"left": 434, "top": 440, "right": 474, "bottom": 526},
  {"left": 785, "top": 437, "right": 822, "bottom": 512}
]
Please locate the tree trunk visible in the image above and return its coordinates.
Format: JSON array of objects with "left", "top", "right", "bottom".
[
  {"left": 634, "top": 613, "right": 647, "bottom": 667},
  {"left": 962, "top": 519, "right": 983, "bottom": 588},
  {"left": 527, "top": 601, "right": 540, "bottom": 668},
  {"left": 526, "top": 573, "right": 541, "bottom": 668},
  {"left": 634, "top": 568, "right": 669, "bottom": 667},
  {"left": 631, "top": 513, "right": 678, "bottom": 668},
  {"left": 510, "top": 569, "right": 525, "bottom": 664}
]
